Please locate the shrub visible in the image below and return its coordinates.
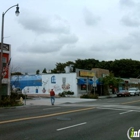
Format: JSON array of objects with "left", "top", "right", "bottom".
[
  {"left": 0, "top": 96, "right": 19, "bottom": 107},
  {"left": 0, "top": 92, "right": 25, "bottom": 107},
  {"left": 65, "top": 91, "right": 74, "bottom": 95},
  {"left": 80, "top": 94, "right": 98, "bottom": 99},
  {"left": 10, "top": 92, "right": 27, "bottom": 100},
  {"left": 58, "top": 92, "right": 66, "bottom": 97},
  {"left": 80, "top": 94, "right": 89, "bottom": 98},
  {"left": 58, "top": 91, "right": 74, "bottom": 97},
  {"left": 89, "top": 94, "right": 98, "bottom": 99}
]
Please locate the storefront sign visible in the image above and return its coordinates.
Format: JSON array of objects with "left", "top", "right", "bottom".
[
  {"left": 79, "top": 71, "right": 94, "bottom": 77},
  {"left": 130, "top": 78, "right": 139, "bottom": 84},
  {"left": 0, "top": 43, "right": 11, "bottom": 84}
]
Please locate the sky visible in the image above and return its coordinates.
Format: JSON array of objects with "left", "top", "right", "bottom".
[{"left": 1, "top": 0, "right": 140, "bottom": 74}]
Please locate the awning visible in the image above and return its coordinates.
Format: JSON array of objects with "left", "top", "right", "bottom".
[
  {"left": 77, "top": 79, "right": 86, "bottom": 85},
  {"left": 92, "top": 79, "right": 103, "bottom": 85},
  {"left": 88, "top": 79, "right": 93, "bottom": 85},
  {"left": 78, "top": 79, "right": 94, "bottom": 85}
]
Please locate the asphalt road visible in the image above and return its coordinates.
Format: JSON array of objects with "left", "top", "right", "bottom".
[{"left": 0, "top": 96, "right": 140, "bottom": 140}]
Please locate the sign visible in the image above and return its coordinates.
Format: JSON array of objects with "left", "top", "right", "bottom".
[
  {"left": 79, "top": 71, "right": 94, "bottom": 77},
  {"left": 130, "top": 78, "right": 139, "bottom": 84},
  {"left": 127, "top": 127, "right": 140, "bottom": 140},
  {"left": 2, "top": 56, "right": 11, "bottom": 79},
  {"left": 0, "top": 43, "right": 11, "bottom": 84}
]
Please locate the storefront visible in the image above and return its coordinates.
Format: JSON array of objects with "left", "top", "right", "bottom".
[{"left": 76, "top": 69, "right": 96, "bottom": 96}]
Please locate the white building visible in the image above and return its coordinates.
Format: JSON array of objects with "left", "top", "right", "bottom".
[{"left": 11, "top": 69, "right": 96, "bottom": 97}]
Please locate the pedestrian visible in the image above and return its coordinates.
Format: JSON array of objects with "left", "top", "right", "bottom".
[{"left": 50, "top": 89, "right": 55, "bottom": 105}]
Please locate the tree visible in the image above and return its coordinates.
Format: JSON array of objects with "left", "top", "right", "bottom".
[
  {"left": 42, "top": 68, "right": 47, "bottom": 74},
  {"left": 75, "top": 59, "right": 99, "bottom": 70},
  {"left": 10, "top": 65, "right": 22, "bottom": 75},
  {"left": 36, "top": 70, "right": 40, "bottom": 74},
  {"left": 35, "top": 58, "right": 140, "bottom": 78},
  {"left": 99, "top": 73, "right": 123, "bottom": 95},
  {"left": 55, "top": 63, "right": 65, "bottom": 73},
  {"left": 110, "top": 59, "right": 140, "bottom": 78}
]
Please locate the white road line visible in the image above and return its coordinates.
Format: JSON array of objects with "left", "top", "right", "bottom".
[
  {"left": 97, "top": 107, "right": 140, "bottom": 113},
  {"left": 57, "top": 122, "right": 87, "bottom": 131},
  {"left": 119, "top": 110, "right": 133, "bottom": 115},
  {"left": 97, "top": 107, "right": 125, "bottom": 111},
  {"left": 43, "top": 107, "right": 61, "bottom": 110}
]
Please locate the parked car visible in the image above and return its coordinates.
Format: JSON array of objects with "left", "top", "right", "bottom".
[
  {"left": 128, "top": 87, "right": 140, "bottom": 96},
  {"left": 117, "top": 90, "right": 130, "bottom": 97}
]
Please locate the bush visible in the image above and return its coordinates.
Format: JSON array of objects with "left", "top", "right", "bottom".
[
  {"left": 58, "top": 91, "right": 74, "bottom": 97},
  {"left": 80, "top": 94, "right": 98, "bottom": 99},
  {"left": 0, "top": 92, "right": 26, "bottom": 107},
  {"left": 80, "top": 94, "right": 89, "bottom": 98},
  {"left": 58, "top": 92, "right": 66, "bottom": 97},
  {"left": 0, "top": 96, "right": 19, "bottom": 107},
  {"left": 10, "top": 92, "right": 27, "bottom": 100}
]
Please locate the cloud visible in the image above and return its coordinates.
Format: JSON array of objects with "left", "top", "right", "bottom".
[
  {"left": 17, "top": 34, "right": 78, "bottom": 53},
  {"left": 120, "top": 0, "right": 140, "bottom": 27},
  {"left": 5, "top": 0, "right": 140, "bottom": 74},
  {"left": 119, "top": 0, "right": 135, "bottom": 7},
  {"left": 18, "top": 12, "right": 70, "bottom": 34},
  {"left": 121, "top": 15, "right": 140, "bottom": 27},
  {"left": 16, "top": 9, "right": 79, "bottom": 54},
  {"left": 83, "top": 8, "right": 100, "bottom": 26}
]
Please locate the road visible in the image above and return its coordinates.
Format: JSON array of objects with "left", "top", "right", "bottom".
[{"left": 0, "top": 96, "right": 140, "bottom": 140}]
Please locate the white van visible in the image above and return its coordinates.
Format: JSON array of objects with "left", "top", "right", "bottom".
[{"left": 128, "top": 88, "right": 140, "bottom": 96}]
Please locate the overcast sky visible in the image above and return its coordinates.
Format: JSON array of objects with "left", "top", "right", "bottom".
[{"left": 1, "top": 0, "right": 140, "bottom": 74}]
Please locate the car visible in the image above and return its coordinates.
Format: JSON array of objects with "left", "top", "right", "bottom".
[
  {"left": 117, "top": 90, "right": 130, "bottom": 97},
  {"left": 128, "top": 88, "right": 140, "bottom": 96}
]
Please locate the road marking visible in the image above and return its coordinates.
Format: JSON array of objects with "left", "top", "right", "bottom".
[
  {"left": 0, "top": 107, "right": 95, "bottom": 125},
  {"left": 97, "top": 107, "right": 140, "bottom": 114},
  {"left": 119, "top": 110, "right": 133, "bottom": 115},
  {"left": 121, "top": 100, "right": 140, "bottom": 105},
  {"left": 97, "top": 107, "right": 126, "bottom": 111},
  {"left": 57, "top": 122, "right": 87, "bottom": 131}
]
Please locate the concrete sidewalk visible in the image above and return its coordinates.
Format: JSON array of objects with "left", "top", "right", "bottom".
[
  {"left": 23, "top": 94, "right": 117, "bottom": 106},
  {"left": 24, "top": 97, "right": 97, "bottom": 106}
]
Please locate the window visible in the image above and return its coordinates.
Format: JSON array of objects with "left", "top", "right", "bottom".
[
  {"left": 2, "top": 57, "right": 7, "bottom": 67},
  {"left": 51, "top": 76, "right": 56, "bottom": 83},
  {"left": 81, "top": 84, "right": 86, "bottom": 90}
]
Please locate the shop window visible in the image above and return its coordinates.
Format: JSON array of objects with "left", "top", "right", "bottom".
[{"left": 81, "top": 84, "right": 86, "bottom": 90}]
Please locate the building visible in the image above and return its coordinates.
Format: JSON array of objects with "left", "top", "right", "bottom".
[
  {"left": 11, "top": 69, "right": 101, "bottom": 97},
  {"left": 11, "top": 73, "right": 77, "bottom": 96},
  {"left": 0, "top": 43, "right": 11, "bottom": 95},
  {"left": 11, "top": 68, "right": 114, "bottom": 97},
  {"left": 91, "top": 68, "right": 109, "bottom": 78}
]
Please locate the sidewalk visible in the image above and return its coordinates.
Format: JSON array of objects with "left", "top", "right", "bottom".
[
  {"left": 23, "top": 94, "right": 117, "bottom": 106},
  {"left": 24, "top": 97, "right": 97, "bottom": 106}
]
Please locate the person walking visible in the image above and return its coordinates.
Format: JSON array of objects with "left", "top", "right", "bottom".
[{"left": 50, "top": 89, "right": 55, "bottom": 105}]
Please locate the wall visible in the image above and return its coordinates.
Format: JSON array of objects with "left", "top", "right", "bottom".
[{"left": 11, "top": 73, "right": 78, "bottom": 96}]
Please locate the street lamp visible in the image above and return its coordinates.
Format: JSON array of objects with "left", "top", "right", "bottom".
[{"left": 0, "top": 4, "right": 20, "bottom": 92}]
